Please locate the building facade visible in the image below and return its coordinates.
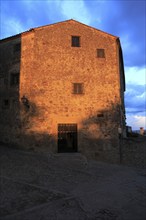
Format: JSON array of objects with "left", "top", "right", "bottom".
[{"left": 0, "top": 19, "right": 126, "bottom": 162}]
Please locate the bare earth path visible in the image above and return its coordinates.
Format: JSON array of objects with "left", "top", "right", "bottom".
[{"left": 0, "top": 145, "right": 146, "bottom": 220}]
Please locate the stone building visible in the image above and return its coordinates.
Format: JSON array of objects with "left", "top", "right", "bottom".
[{"left": 0, "top": 19, "right": 126, "bottom": 162}]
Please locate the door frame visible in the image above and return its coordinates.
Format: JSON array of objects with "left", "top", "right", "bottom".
[{"left": 58, "top": 123, "right": 78, "bottom": 153}]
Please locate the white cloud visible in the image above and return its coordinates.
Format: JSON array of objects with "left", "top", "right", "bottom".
[
  {"left": 125, "top": 66, "right": 146, "bottom": 130},
  {"left": 1, "top": 18, "right": 25, "bottom": 38},
  {"left": 126, "top": 115, "right": 146, "bottom": 130},
  {"left": 60, "top": 0, "right": 91, "bottom": 25},
  {"left": 121, "top": 34, "right": 137, "bottom": 53},
  {"left": 125, "top": 66, "right": 146, "bottom": 85}
]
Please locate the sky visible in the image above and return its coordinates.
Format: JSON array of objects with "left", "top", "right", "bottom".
[{"left": 0, "top": 0, "right": 146, "bottom": 131}]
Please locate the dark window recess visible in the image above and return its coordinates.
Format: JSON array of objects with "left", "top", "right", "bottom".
[
  {"left": 10, "top": 73, "right": 19, "bottom": 86},
  {"left": 13, "top": 43, "right": 21, "bottom": 53},
  {"left": 2, "top": 99, "right": 10, "bottom": 109},
  {"left": 73, "top": 83, "right": 83, "bottom": 94},
  {"left": 97, "top": 49, "right": 105, "bottom": 58},
  {"left": 72, "top": 36, "right": 80, "bottom": 47},
  {"left": 97, "top": 113, "right": 104, "bottom": 117}
]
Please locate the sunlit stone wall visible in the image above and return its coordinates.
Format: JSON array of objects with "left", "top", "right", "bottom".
[{"left": 0, "top": 20, "right": 126, "bottom": 163}]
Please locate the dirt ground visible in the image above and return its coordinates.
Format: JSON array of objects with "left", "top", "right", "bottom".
[{"left": 0, "top": 145, "right": 146, "bottom": 220}]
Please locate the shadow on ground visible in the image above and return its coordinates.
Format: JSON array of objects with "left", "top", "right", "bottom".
[{"left": 0, "top": 145, "right": 146, "bottom": 220}]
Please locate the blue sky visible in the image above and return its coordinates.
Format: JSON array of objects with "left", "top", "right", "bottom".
[{"left": 0, "top": 0, "right": 146, "bottom": 130}]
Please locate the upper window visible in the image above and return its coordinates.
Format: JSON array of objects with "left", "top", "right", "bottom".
[
  {"left": 73, "top": 83, "right": 84, "bottom": 94},
  {"left": 72, "top": 36, "right": 80, "bottom": 47},
  {"left": 13, "top": 43, "right": 21, "bottom": 53},
  {"left": 10, "top": 73, "right": 19, "bottom": 86},
  {"left": 97, "top": 49, "right": 105, "bottom": 58}
]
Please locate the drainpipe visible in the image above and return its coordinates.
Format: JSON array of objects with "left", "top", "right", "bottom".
[{"left": 118, "top": 126, "right": 123, "bottom": 164}]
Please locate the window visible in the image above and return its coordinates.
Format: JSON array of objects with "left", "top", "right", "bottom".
[
  {"left": 97, "top": 113, "right": 104, "bottom": 118},
  {"left": 73, "top": 83, "right": 83, "bottom": 94},
  {"left": 2, "top": 99, "right": 10, "bottom": 109},
  {"left": 13, "top": 43, "right": 21, "bottom": 53},
  {"left": 10, "top": 73, "right": 19, "bottom": 86},
  {"left": 97, "top": 49, "right": 105, "bottom": 58},
  {"left": 72, "top": 36, "right": 80, "bottom": 47}
]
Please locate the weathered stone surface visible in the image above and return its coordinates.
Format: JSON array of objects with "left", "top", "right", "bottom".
[{"left": 0, "top": 20, "right": 126, "bottom": 163}]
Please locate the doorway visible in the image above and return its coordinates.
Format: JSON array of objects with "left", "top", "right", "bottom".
[{"left": 58, "top": 124, "right": 77, "bottom": 152}]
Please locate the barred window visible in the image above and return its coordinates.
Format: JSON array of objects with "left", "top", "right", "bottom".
[
  {"left": 97, "top": 49, "right": 105, "bottom": 58},
  {"left": 73, "top": 83, "right": 84, "bottom": 94},
  {"left": 72, "top": 36, "right": 80, "bottom": 47}
]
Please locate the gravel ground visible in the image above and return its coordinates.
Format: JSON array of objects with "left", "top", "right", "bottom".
[{"left": 0, "top": 145, "right": 146, "bottom": 220}]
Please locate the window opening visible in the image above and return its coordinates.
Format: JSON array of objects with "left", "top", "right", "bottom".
[
  {"left": 73, "top": 83, "right": 83, "bottom": 94},
  {"left": 72, "top": 36, "right": 80, "bottom": 47},
  {"left": 97, "top": 49, "right": 105, "bottom": 58}
]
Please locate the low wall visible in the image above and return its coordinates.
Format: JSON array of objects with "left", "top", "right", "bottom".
[{"left": 121, "top": 136, "right": 146, "bottom": 168}]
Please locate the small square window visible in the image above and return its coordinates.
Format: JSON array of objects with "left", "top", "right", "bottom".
[
  {"left": 13, "top": 43, "right": 21, "bottom": 53},
  {"left": 2, "top": 99, "right": 10, "bottom": 109},
  {"left": 73, "top": 83, "right": 84, "bottom": 94},
  {"left": 10, "top": 73, "right": 19, "bottom": 86},
  {"left": 97, "top": 49, "right": 105, "bottom": 58},
  {"left": 72, "top": 36, "right": 80, "bottom": 47}
]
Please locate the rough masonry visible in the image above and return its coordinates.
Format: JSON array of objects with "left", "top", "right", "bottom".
[{"left": 0, "top": 19, "right": 126, "bottom": 163}]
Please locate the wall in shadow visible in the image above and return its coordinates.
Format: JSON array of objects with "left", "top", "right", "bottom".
[
  {"left": 0, "top": 37, "right": 21, "bottom": 149},
  {"left": 0, "top": 98, "right": 125, "bottom": 164},
  {"left": 77, "top": 106, "right": 122, "bottom": 163}
]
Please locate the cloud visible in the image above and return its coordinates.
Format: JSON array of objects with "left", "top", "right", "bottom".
[
  {"left": 125, "top": 67, "right": 146, "bottom": 115},
  {"left": 0, "top": 0, "right": 145, "bottom": 130},
  {"left": 126, "top": 115, "right": 146, "bottom": 130},
  {"left": 125, "top": 83, "right": 145, "bottom": 109},
  {"left": 125, "top": 67, "right": 146, "bottom": 85},
  {"left": 90, "top": 0, "right": 146, "bottom": 67},
  {"left": 0, "top": 17, "right": 25, "bottom": 38},
  {"left": 125, "top": 82, "right": 146, "bottom": 129},
  {"left": 124, "top": 66, "right": 146, "bottom": 129},
  {"left": 57, "top": 0, "right": 91, "bottom": 25},
  {"left": 0, "top": 1, "right": 35, "bottom": 38},
  {"left": 126, "top": 84, "right": 145, "bottom": 97},
  {"left": 118, "top": 1, "right": 145, "bottom": 67},
  {"left": 0, "top": 0, "right": 62, "bottom": 39},
  {"left": 121, "top": 34, "right": 145, "bottom": 67}
]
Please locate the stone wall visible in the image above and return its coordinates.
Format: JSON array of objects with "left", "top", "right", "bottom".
[
  {"left": 0, "top": 20, "right": 126, "bottom": 163},
  {"left": 122, "top": 136, "right": 146, "bottom": 168},
  {"left": 0, "top": 37, "right": 21, "bottom": 145}
]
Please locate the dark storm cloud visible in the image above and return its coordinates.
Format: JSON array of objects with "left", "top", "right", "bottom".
[{"left": 125, "top": 84, "right": 146, "bottom": 114}]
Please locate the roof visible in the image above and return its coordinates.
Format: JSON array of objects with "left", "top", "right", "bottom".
[{"left": 0, "top": 19, "right": 118, "bottom": 42}]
